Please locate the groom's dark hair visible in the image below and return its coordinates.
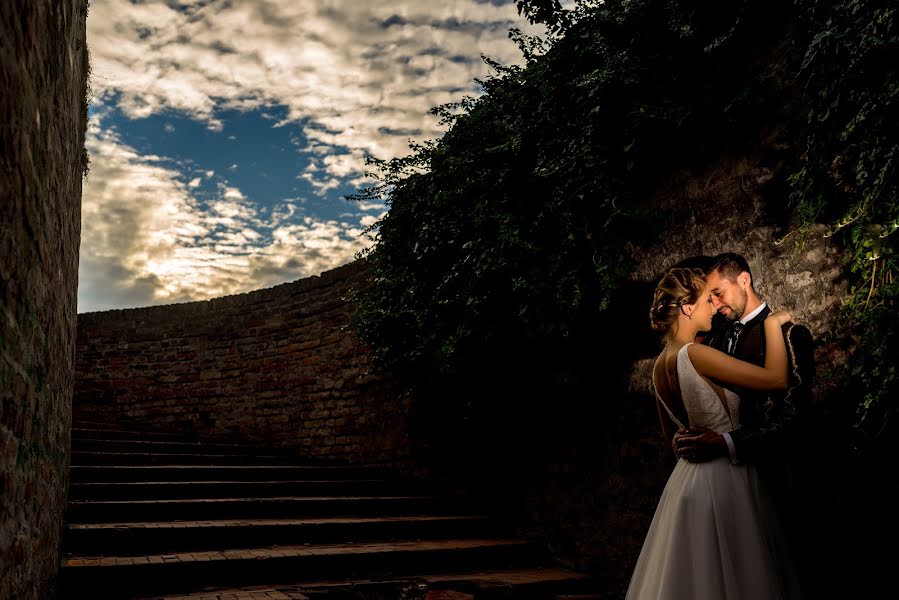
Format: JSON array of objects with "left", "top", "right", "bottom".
[
  {"left": 673, "top": 255, "right": 715, "bottom": 272},
  {"left": 710, "top": 252, "right": 753, "bottom": 288}
]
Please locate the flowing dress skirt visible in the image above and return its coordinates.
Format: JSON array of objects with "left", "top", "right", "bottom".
[{"left": 625, "top": 456, "right": 800, "bottom": 600}]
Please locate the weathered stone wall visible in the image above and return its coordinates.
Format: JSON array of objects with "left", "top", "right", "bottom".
[
  {"left": 0, "top": 1, "right": 89, "bottom": 598},
  {"left": 482, "top": 137, "right": 850, "bottom": 596},
  {"left": 74, "top": 261, "right": 417, "bottom": 469}
]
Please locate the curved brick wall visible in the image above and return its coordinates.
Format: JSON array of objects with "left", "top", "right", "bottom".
[
  {"left": 74, "top": 260, "right": 414, "bottom": 467},
  {"left": 0, "top": 1, "right": 89, "bottom": 597}
]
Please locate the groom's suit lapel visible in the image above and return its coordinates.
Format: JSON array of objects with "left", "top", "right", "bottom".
[
  {"left": 730, "top": 305, "right": 771, "bottom": 432},
  {"left": 732, "top": 305, "right": 771, "bottom": 365}
]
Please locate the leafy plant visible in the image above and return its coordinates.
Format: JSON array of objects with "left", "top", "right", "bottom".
[{"left": 788, "top": 0, "right": 898, "bottom": 442}]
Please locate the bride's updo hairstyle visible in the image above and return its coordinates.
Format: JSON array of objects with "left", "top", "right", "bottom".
[{"left": 649, "top": 267, "right": 706, "bottom": 335}]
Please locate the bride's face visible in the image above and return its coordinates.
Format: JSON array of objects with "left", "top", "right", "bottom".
[{"left": 690, "top": 285, "right": 716, "bottom": 331}]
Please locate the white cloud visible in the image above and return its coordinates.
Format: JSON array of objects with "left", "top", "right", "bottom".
[
  {"left": 221, "top": 187, "right": 246, "bottom": 201},
  {"left": 359, "top": 214, "right": 379, "bottom": 227},
  {"left": 87, "top": 0, "right": 540, "bottom": 189},
  {"left": 355, "top": 201, "right": 388, "bottom": 212},
  {"left": 78, "top": 115, "right": 372, "bottom": 313},
  {"left": 80, "top": 1, "right": 542, "bottom": 311}
]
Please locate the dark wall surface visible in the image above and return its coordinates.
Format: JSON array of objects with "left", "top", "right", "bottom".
[
  {"left": 0, "top": 1, "right": 89, "bottom": 598},
  {"left": 496, "top": 140, "right": 850, "bottom": 595}
]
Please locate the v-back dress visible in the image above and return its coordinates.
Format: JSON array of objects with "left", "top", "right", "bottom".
[{"left": 625, "top": 343, "right": 800, "bottom": 599}]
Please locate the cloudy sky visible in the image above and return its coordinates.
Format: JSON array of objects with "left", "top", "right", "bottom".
[{"left": 79, "top": 0, "right": 544, "bottom": 313}]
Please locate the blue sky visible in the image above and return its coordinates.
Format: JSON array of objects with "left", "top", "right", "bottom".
[{"left": 80, "top": 0, "right": 543, "bottom": 312}]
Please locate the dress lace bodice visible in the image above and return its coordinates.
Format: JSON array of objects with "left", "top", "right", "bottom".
[{"left": 676, "top": 343, "right": 740, "bottom": 433}]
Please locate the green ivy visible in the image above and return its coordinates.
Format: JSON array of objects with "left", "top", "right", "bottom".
[{"left": 788, "top": 0, "right": 898, "bottom": 442}]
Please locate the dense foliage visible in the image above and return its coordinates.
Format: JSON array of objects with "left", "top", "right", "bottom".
[
  {"left": 350, "top": 0, "right": 896, "bottom": 445},
  {"left": 351, "top": 0, "right": 792, "bottom": 396},
  {"left": 788, "top": 0, "right": 898, "bottom": 447}
]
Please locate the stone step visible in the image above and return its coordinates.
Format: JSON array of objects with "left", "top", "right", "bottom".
[
  {"left": 71, "top": 451, "right": 313, "bottom": 466},
  {"left": 72, "top": 419, "right": 131, "bottom": 430},
  {"left": 65, "top": 495, "right": 462, "bottom": 523},
  {"left": 71, "top": 437, "right": 299, "bottom": 456},
  {"left": 72, "top": 427, "right": 200, "bottom": 443},
  {"left": 58, "top": 538, "right": 546, "bottom": 600},
  {"left": 130, "top": 566, "right": 596, "bottom": 600},
  {"left": 422, "top": 567, "right": 598, "bottom": 599},
  {"left": 60, "top": 429, "right": 590, "bottom": 599},
  {"left": 68, "top": 479, "right": 434, "bottom": 501},
  {"left": 70, "top": 465, "right": 397, "bottom": 483},
  {"left": 63, "top": 515, "right": 497, "bottom": 556}
]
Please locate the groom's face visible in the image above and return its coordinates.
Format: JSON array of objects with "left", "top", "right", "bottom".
[{"left": 706, "top": 269, "right": 748, "bottom": 321}]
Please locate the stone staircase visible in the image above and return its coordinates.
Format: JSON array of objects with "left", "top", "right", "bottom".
[{"left": 59, "top": 420, "right": 601, "bottom": 599}]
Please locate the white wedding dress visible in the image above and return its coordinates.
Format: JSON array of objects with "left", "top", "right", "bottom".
[{"left": 626, "top": 343, "right": 801, "bottom": 600}]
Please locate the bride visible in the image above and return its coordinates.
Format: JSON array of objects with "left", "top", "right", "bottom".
[{"left": 626, "top": 267, "right": 801, "bottom": 599}]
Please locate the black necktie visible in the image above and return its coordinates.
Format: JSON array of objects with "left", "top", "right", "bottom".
[{"left": 727, "top": 321, "right": 744, "bottom": 355}]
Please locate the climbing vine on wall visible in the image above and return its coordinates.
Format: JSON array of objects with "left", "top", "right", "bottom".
[{"left": 787, "top": 0, "right": 898, "bottom": 442}]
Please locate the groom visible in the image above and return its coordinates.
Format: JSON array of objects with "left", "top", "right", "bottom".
[
  {"left": 674, "top": 252, "right": 815, "bottom": 579},
  {"left": 674, "top": 252, "right": 815, "bottom": 466}
]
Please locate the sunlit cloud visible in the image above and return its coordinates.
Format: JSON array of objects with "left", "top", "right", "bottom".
[
  {"left": 81, "top": 0, "right": 540, "bottom": 311},
  {"left": 87, "top": 0, "right": 538, "bottom": 188},
  {"left": 78, "top": 114, "right": 371, "bottom": 312}
]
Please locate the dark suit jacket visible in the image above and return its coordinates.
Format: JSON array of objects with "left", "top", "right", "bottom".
[{"left": 705, "top": 305, "right": 815, "bottom": 464}]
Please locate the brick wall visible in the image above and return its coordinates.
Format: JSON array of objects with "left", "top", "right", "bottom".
[
  {"left": 0, "top": 2, "right": 89, "bottom": 598},
  {"left": 74, "top": 260, "right": 417, "bottom": 468}
]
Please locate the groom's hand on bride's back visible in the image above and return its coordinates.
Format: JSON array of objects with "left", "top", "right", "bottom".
[{"left": 672, "top": 427, "right": 728, "bottom": 462}]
